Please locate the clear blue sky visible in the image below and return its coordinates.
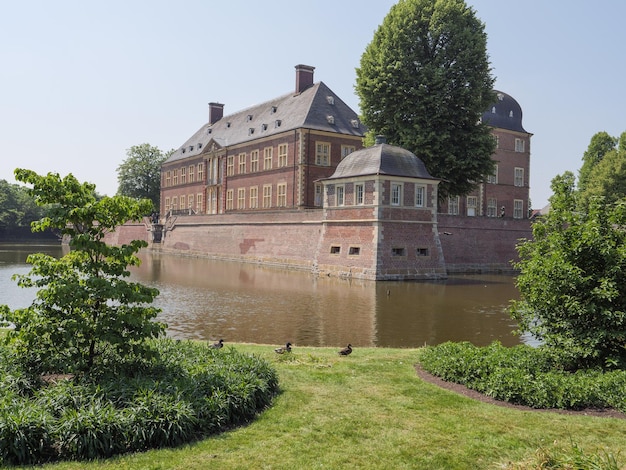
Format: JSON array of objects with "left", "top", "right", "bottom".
[{"left": 2, "top": 1, "right": 625, "bottom": 209}]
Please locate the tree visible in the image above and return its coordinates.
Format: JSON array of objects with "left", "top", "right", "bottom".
[
  {"left": 578, "top": 132, "right": 626, "bottom": 207},
  {"left": 116, "top": 143, "right": 171, "bottom": 211},
  {"left": 511, "top": 171, "right": 626, "bottom": 370},
  {"left": 355, "top": 0, "right": 496, "bottom": 198},
  {"left": 3, "top": 169, "right": 166, "bottom": 375},
  {"left": 0, "top": 179, "right": 45, "bottom": 228},
  {"left": 577, "top": 131, "right": 618, "bottom": 193}
]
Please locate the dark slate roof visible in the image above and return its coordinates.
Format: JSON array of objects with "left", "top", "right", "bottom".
[
  {"left": 481, "top": 90, "right": 528, "bottom": 133},
  {"left": 164, "top": 82, "right": 365, "bottom": 164},
  {"left": 325, "top": 142, "right": 437, "bottom": 181}
]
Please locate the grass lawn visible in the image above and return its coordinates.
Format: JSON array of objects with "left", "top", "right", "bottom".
[{"left": 41, "top": 345, "right": 626, "bottom": 470}]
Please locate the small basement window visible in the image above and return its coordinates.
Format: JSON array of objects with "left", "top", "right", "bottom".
[
  {"left": 416, "top": 248, "right": 429, "bottom": 257},
  {"left": 349, "top": 246, "right": 360, "bottom": 256},
  {"left": 330, "top": 246, "right": 341, "bottom": 254},
  {"left": 391, "top": 247, "right": 406, "bottom": 257}
]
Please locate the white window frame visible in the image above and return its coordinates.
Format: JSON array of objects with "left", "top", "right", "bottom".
[
  {"left": 315, "top": 142, "right": 331, "bottom": 166},
  {"left": 515, "top": 138, "right": 525, "bottom": 152},
  {"left": 355, "top": 183, "right": 364, "bottom": 205},
  {"left": 391, "top": 182, "right": 402, "bottom": 206},
  {"left": 226, "top": 156, "right": 234, "bottom": 176},
  {"left": 448, "top": 196, "right": 459, "bottom": 215},
  {"left": 487, "top": 165, "right": 498, "bottom": 184},
  {"left": 415, "top": 185, "right": 425, "bottom": 207},
  {"left": 336, "top": 185, "right": 345, "bottom": 206},
  {"left": 514, "top": 199, "right": 524, "bottom": 219},
  {"left": 250, "top": 150, "right": 259, "bottom": 172},
  {"left": 278, "top": 144, "right": 288, "bottom": 167},
  {"left": 226, "top": 190, "right": 234, "bottom": 211},
  {"left": 237, "top": 188, "right": 245, "bottom": 210},
  {"left": 263, "top": 147, "right": 273, "bottom": 170},
  {"left": 514, "top": 167, "right": 524, "bottom": 187},
  {"left": 487, "top": 198, "right": 497, "bottom": 217},
  {"left": 262, "top": 184, "right": 272, "bottom": 208},
  {"left": 277, "top": 183, "right": 287, "bottom": 207},
  {"left": 466, "top": 196, "right": 477, "bottom": 216},
  {"left": 249, "top": 186, "right": 258, "bottom": 209}
]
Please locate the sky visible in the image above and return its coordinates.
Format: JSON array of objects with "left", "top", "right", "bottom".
[{"left": 2, "top": 1, "right": 625, "bottom": 210}]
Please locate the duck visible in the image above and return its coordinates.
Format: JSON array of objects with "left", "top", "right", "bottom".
[
  {"left": 338, "top": 343, "right": 352, "bottom": 356},
  {"left": 274, "top": 342, "right": 292, "bottom": 354},
  {"left": 211, "top": 338, "right": 224, "bottom": 349}
]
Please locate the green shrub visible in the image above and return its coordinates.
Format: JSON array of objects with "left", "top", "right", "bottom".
[
  {"left": 0, "top": 339, "right": 279, "bottom": 465},
  {"left": 419, "top": 341, "right": 626, "bottom": 412}
]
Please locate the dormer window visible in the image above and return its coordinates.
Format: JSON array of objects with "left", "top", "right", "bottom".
[
  {"left": 261, "top": 123, "right": 268, "bottom": 131},
  {"left": 497, "top": 93, "right": 504, "bottom": 101},
  {"left": 189, "top": 145, "right": 194, "bottom": 151},
  {"left": 492, "top": 107, "right": 496, "bottom": 113},
  {"left": 327, "top": 96, "right": 335, "bottom": 105},
  {"left": 275, "top": 120, "right": 282, "bottom": 128},
  {"left": 270, "top": 106, "right": 277, "bottom": 114},
  {"left": 248, "top": 128, "right": 254, "bottom": 135},
  {"left": 509, "top": 110, "right": 514, "bottom": 118},
  {"left": 327, "top": 115, "right": 335, "bottom": 124},
  {"left": 182, "top": 148, "right": 186, "bottom": 154},
  {"left": 351, "top": 119, "right": 359, "bottom": 128},
  {"left": 207, "top": 128, "right": 212, "bottom": 134},
  {"left": 247, "top": 114, "right": 253, "bottom": 121},
  {"left": 226, "top": 122, "right": 231, "bottom": 128},
  {"left": 198, "top": 143, "right": 202, "bottom": 149}
]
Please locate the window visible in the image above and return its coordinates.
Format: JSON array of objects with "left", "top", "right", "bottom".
[
  {"left": 196, "top": 193, "right": 203, "bottom": 213},
  {"left": 467, "top": 196, "right": 477, "bottom": 216},
  {"left": 226, "top": 156, "right": 234, "bottom": 176},
  {"left": 197, "top": 163, "right": 204, "bottom": 182},
  {"left": 263, "top": 184, "right": 272, "bottom": 208},
  {"left": 171, "top": 196, "right": 178, "bottom": 211},
  {"left": 494, "top": 135, "right": 500, "bottom": 149},
  {"left": 391, "top": 183, "right": 402, "bottom": 206},
  {"left": 226, "top": 190, "right": 233, "bottom": 211},
  {"left": 188, "top": 165, "right": 195, "bottom": 183},
  {"left": 250, "top": 150, "right": 259, "bottom": 172},
  {"left": 237, "top": 188, "right": 245, "bottom": 209},
  {"left": 448, "top": 196, "right": 459, "bottom": 215},
  {"left": 165, "top": 197, "right": 170, "bottom": 212},
  {"left": 487, "top": 198, "right": 497, "bottom": 217},
  {"left": 336, "top": 185, "right": 344, "bottom": 206},
  {"left": 180, "top": 195, "right": 185, "bottom": 210},
  {"left": 330, "top": 246, "right": 341, "bottom": 254},
  {"left": 277, "top": 183, "right": 287, "bottom": 207},
  {"left": 238, "top": 153, "right": 246, "bottom": 174},
  {"left": 415, "top": 185, "right": 425, "bottom": 207},
  {"left": 514, "top": 167, "right": 524, "bottom": 187},
  {"left": 349, "top": 246, "right": 360, "bottom": 256},
  {"left": 341, "top": 145, "right": 356, "bottom": 159},
  {"left": 392, "top": 247, "right": 406, "bottom": 257},
  {"left": 315, "top": 142, "right": 330, "bottom": 166},
  {"left": 278, "top": 144, "right": 288, "bottom": 167},
  {"left": 263, "top": 147, "right": 273, "bottom": 170},
  {"left": 515, "top": 138, "right": 525, "bottom": 152},
  {"left": 416, "top": 248, "right": 429, "bottom": 257},
  {"left": 514, "top": 199, "right": 524, "bottom": 219},
  {"left": 188, "top": 193, "right": 193, "bottom": 209},
  {"left": 249, "top": 186, "right": 258, "bottom": 209},
  {"left": 173, "top": 169, "right": 178, "bottom": 185},
  {"left": 181, "top": 167, "right": 186, "bottom": 184},
  {"left": 165, "top": 171, "right": 171, "bottom": 187},
  {"left": 487, "top": 165, "right": 498, "bottom": 184},
  {"left": 314, "top": 183, "right": 323, "bottom": 206},
  {"left": 355, "top": 183, "right": 364, "bottom": 205}
]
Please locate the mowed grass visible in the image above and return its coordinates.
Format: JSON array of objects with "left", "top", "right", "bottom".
[{"left": 41, "top": 345, "right": 626, "bottom": 470}]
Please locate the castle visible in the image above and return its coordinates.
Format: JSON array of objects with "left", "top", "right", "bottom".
[{"left": 109, "top": 65, "right": 532, "bottom": 280}]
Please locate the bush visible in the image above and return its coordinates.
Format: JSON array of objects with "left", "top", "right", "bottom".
[
  {"left": 419, "top": 341, "right": 626, "bottom": 412},
  {"left": 0, "top": 339, "right": 279, "bottom": 465}
]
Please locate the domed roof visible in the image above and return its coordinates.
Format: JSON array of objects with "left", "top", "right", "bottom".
[
  {"left": 326, "top": 138, "right": 436, "bottom": 181},
  {"left": 481, "top": 90, "right": 528, "bottom": 133}
]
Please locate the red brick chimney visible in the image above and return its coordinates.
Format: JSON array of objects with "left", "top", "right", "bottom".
[
  {"left": 295, "top": 64, "right": 315, "bottom": 94},
  {"left": 208, "top": 102, "right": 224, "bottom": 124}
]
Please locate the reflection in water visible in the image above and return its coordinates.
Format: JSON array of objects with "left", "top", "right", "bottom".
[{"left": 0, "top": 244, "right": 526, "bottom": 348}]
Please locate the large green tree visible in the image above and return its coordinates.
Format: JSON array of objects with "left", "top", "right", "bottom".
[
  {"left": 355, "top": 0, "right": 496, "bottom": 197},
  {"left": 577, "top": 131, "right": 618, "bottom": 193},
  {"left": 0, "top": 179, "right": 44, "bottom": 228},
  {"left": 116, "top": 143, "right": 172, "bottom": 211},
  {"left": 578, "top": 131, "right": 626, "bottom": 207},
  {"left": 3, "top": 169, "right": 166, "bottom": 375},
  {"left": 512, "top": 172, "right": 626, "bottom": 369}
]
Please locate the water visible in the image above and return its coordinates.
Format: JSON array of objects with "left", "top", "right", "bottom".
[{"left": 0, "top": 242, "right": 526, "bottom": 348}]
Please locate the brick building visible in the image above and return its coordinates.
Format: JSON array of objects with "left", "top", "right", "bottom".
[{"left": 139, "top": 65, "right": 532, "bottom": 279}]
